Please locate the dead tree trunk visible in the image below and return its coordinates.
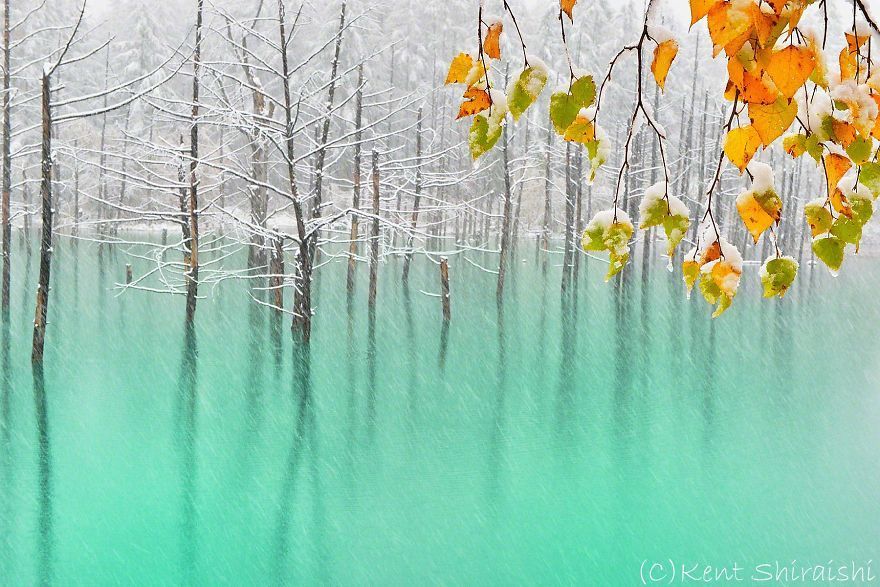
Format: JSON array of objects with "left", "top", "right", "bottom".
[
  {"left": 496, "top": 124, "right": 513, "bottom": 302},
  {"left": 31, "top": 73, "right": 52, "bottom": 364},
  {"left": 346, "top": 63, "right": 364, "bottom": 297},
  {"left": 540, "top": 125, "right": 553, "bottom": 272},
  {"left": 309, "top": 2, "right": 346, "bottom": 263},
  {"left": 402, "top": 107, "right": 423, "bottom": 284},
  {"left": 185, "top": 0, "right": 204, "bottom": 328},
  {"left": 277, "top": 1, "right": 312, "bottom": 346},
  {"left": 368, "top": 150, "right": 380, "bottom": 314},
  {"left": 561, "top": 142, "right": 575, "bottom": 291},
  {"left": 1, "top": 0, "right": 10, "bottom": 320}
]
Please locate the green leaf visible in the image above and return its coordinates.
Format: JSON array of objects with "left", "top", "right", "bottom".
[
  {"left": 859, "top": 162, "right": 880, "bottom": 196},
  {"left": 683, "top": 259, "right": 700, "bottom": 296},
  {"left": 581, "top": 223, "right": 605, "bottom": 251},
  {"left": 468, "top": 113, "right": 503, "bottom": 160},
  {"left": 812, "top": 234, "right": 845, "bottom": 273},
  {"left": 846, "top": 136, "right": 872, "bottom": 165},
  {"left": 851, "top": 194, "right": 873, "bottom": 225},
  {"left": 760, "top": 256, "right": 798, "bottom": 298},
  {"left": 804, "top": 201, "right": 832, "bottom": 237},
  {"left": 549, "top": 92, "right": 579, "bottom": 134},
  {"left": 584, "top": 139, "right": 605, "bottom": 182},
  {"left": 581, "top": 213, "right": 633, "bottom": 281},
  {"left": 508, "top": 66, "right": 547, "bottom": 121},
  {"left": 830, "top": 216, "right": 862, "bottom": 246},
  {"left": 662, "top": 214, "right": 690, "bottom": 257},
  {"left": 570, "top": 75, "right": 596, "bottom": 108}
]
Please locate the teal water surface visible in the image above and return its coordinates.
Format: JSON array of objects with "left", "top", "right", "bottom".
[{"left": 2, "top": 235, "right": 880, "bottom": 585}]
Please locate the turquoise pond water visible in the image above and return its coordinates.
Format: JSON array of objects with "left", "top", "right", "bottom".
[{"left": 1, "top": 235, "right": 880, "bottom": 585}]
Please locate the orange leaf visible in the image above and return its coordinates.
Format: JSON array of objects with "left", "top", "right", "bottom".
[
  {"left": 561, "top": 0, "right": 577, "bottom": 20},
  {"left": 740, "top": 71, "right": 778, "bottom": 105},
  {"left": 831, "top": 119, "right": 857, "bottom": 148},
  {"left": 724, "top": 125, "right": 762, "bottom": 172},
  {"left": 765, "top": 0, "right": 786, "bottom": 16},
  {"left": 457, "top": 88, "right": 491, "bottom": 119},
  {"left": 824, "top": 153, "right": 852, "bottom": 197},
  {"left": 651, "top": 39, "right": 679, "bottom": 91},
  {"left": 830, "top": 188, "right": 853, "bottom": 218},
  {"left": 749, "top": 97, "right": 797, "bottom": 145},
  {"left": 750, "top": 3, "right": 777, "bottom": 47},
  {"left": 766, "top": 45, "right": 815, "bottom": 99},
  {"left": 846, "top": 32, "right": 870, "bottom": 55},
  {"left": 483, "top": 22, "right": 503, "bottom": 60},
  {"left": 445, "top": 53, "right": 474, "bottom": 85},
  {"left": 707, "top": 1, "right": 751, "bottom": 57},
  {"left": 701, "top": 240, "right": 722, "bottom": 264},
  {"left": 690, "top": 0, "right": 719, "bottom": 25}
]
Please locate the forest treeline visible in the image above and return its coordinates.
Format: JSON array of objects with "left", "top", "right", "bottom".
[{"left": 0, "top": 0, "right": 867, "bottom": 369}]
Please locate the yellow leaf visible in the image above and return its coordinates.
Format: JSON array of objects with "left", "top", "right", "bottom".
[
  {"left": 707, "top": 1, "right": 752, "bottom": 57},
  {"left": 749, "top": 98, "right": 797, "bottom": 145},
  {"left": 824, "top": 153, "right": 852, "bottom": 198},
  {"left": 711, "top": 260, "right": 741, "bottom": 298},
  {"left": 651, "top": 39, "right": 679, "bottom": 91},
  {"left": 483, "top": 22, "right": 502, "bottom": 60},
  {"left": 766, "top": 45, "right": 816, "bottom": 99},
  {"left": 724, "top": 125, "right": 762, "bottom": 172},
  {"left": 457, "top": 88, "right": 491, "bottom": 119},
  {"left": 736, "top": 190, "right": 781, "bottom": 243},
  {"left": 689, "top": 0, "right": 719, "bottom": 25},
  {"left": 750, "top": 2, "right": 777, "bottom": 47},
  {"left": 839, "top": 47, "right": 857, "bottom": 81},
  {"left": 563, "top": 115, "right": 595, "bottom": 145},
  {"left": 561, "top": 0, "right": 577, "bottom": 20},
  {"left": 445, "top": 53, "right": 474, "bottom": 85}
]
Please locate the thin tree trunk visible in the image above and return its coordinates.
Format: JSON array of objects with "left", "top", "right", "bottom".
[
  {"left": 31, "top": 73, "right": 52, "bottom": 364},
  {"left": 402, "top": 107, "right": 423, "bottom": 284},
  {"left": 1, "top": 0, "right": 10, "bottom": 320},
  {"left": 278, "top": 1, "right": 312, "bottom": 346},
  {"left": 185, "top": 0, "right": 204, "bottom": 328},
  {"left": 346, "top": 63, "right": 364, "bottom": 297},
  {"left": 368, "top": 150, "right": 380, "bottom": 313},
  {"left": 497, "top": 124, "right": 513, "bottom": 301},
  {"left": 309, "top": 2, "right": 346, "bottom": 263}
]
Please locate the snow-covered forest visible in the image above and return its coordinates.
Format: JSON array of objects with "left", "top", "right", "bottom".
[{"left": 4, "top": 0, "right": 878, "bottom": 361}]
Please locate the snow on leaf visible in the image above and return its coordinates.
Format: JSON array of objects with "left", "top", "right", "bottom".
[
  {"left": 508, "top": 66, "right": 547, "bottom": 121},
  {"left": 581, "top": 209, "right": 633, "bottom": 281},
  {"left": 736, "top": 188, "right": 782, "bottom": 243},
  {"left": 561, "top": 0, "right": 577, "bottom": 20}
]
